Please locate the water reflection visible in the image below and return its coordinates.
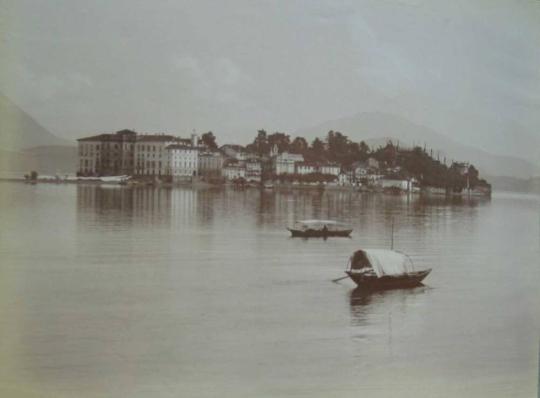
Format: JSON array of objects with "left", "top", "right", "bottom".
[
  {"left": 75, "top": 186, "right": 488, "bottom": 246},
  {"left": 348, "top": 286, "right": 430, "bottom": 328}
]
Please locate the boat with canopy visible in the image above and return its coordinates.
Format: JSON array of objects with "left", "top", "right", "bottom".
[
  {"left": 287, "top": 220, "right": 353, "bottom": 238},
  {"left": 344, "top": 249, "right": 431, "bottom": 289}
]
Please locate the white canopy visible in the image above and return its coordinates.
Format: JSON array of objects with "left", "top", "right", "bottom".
[
  {"left": 357, "top": 249, "right": 414, "bottom": 277},
  {"left": 297, "top": 219, "right": 341, "bottom": 225}
]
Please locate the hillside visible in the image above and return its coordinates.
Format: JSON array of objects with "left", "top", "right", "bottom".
[
  {"left": 296, "top": 112, "right": 540, "bottom": 178},
  {"left": 0, "top": 93, "right": 72, "bottom": 151},
  {"left": 0, "top": 146, "right": 77, "bottom": 175}
]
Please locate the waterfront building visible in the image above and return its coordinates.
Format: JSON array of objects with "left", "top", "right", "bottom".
[
  {"left": 135, "top": 135, "right": 177, "bottom": 177},
  {"left": 78, "top": 130, "right": 201, "bottom": 178},
  {"left": 338, "top": 171, "right": 355, "bottom": 186},
  {"left": 245, "top": 159, "right": 262, "bottom": 182},
  {"left": 223, "top": 161, "right": 246, "bottom": 180},
  {"left": 295, "top": 162, "right": 317, "bottom": 175},
  {"left": 198, "top": 151, "right": 224, "bottom": 179},
  {"left": 272, "top": 152, "right": 304, "bottom": 175},
  {"left": 167, "top": 144, "right": 199, "bottom": 180},
  {"left": 77, "top": 129, "right": 137, "bottom": 176},
  {"left": 319, "top": 163, "right": 341, "bottom": 176}
]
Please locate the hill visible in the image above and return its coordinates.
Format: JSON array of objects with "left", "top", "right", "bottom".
[
  {"left": 296, "top": 112, "right": 540, "bottom": 178},
  {"left": 0, "top": 146, "right": 77, "bottom": 175},
  {"left": 0, "top": 93, "right": 72, "bottom": 151}
]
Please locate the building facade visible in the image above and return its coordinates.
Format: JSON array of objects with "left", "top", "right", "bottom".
[
  {"left": 223, "top": 163, "right": 246, "bottom": 180},
  {"left": 295, "top": 162, "right": 317, "bottom": 175},
  {"left": 198, "top": 151, "right": 224, "bottom": 179},
  {"left": 319, "top": 163, "right": 341, "bottom": 176},
  {"left": 78, "top": 130, "right": 200, "bottom": 178},
  {"left": 134, "top": 135, "right": 177, "bottom": 177},
  {"left": 245, "top": 159, "right": 262, "bottom": 182},
  {"left": 77, "top": 130, "right": 137, "bottom": 176},
  {"left": 167, "top": 144, "right": 199, "bottom": 179},
  {"left": 272, "top": 152, "right": 304, "bottom": 175}
]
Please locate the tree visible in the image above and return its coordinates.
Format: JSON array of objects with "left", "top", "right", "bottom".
[
  {"left": 247, "top": 129, "right": 269, "bottom": 156},
  {"left": 359, "top": 141, "right": 370, "bottom": 157},
  {"left": 201, "top": 131, "right": 218, "bottom": 149},
  {"left": 290, "top": 136, "right": 309, "bottom": 153},
  {"left": 311, "top": 138, "right": 325, "bottom": 157},
  {"left": 267, "top": 132, "right": 291, "bottom": 153}
]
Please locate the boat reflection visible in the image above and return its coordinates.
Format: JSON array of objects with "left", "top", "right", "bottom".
[{"left": 348, "top": 285, "right": 430, "bottom": 328}]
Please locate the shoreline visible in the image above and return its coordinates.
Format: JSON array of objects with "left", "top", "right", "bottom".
[{"left": 0, "top": 176, "right": 491, "bottom": 197}]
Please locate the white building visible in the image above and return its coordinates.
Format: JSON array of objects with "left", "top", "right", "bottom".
[
  {"left": 319, "top": 163, "right": 341, "bottom": 176},
  {"left": 167, "top": 144, "right": 199, "bottom": 179},
  {"left": 135, "top": 135, "right": 177, "bottom": 176},
  {"left": 338, "top": 171, "right": 355, "bottom": 186},
  {"left": 295, "top": 162, "right": 317, "bottom": 175},
  {"left": 223, "top": 163, "right": 246, "bottom": 180},
  {"left": 245, "top": 159, "right": 262, "bottom": 182},
  {"left": 272, "top": 152, "right": 304, "bottom": 175}
]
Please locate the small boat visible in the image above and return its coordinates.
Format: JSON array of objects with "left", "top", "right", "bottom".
[
  {"left": 344, "top": 249, "right": 431, "bottom": 290},
  {"left": 287, "top": 220, "right": 353, "bottom": 238}
]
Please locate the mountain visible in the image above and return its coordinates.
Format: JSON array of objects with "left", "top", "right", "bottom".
[
  {"left": 0, "top": 146, "right": 77, "bottom": 175},
  {"left": 0, "top": 93, "right": 72, "bottom": 151},
  {"left": 486, "top": 175, "right": 540, "bottom": 194},
  {"left": 296, "top": 112, "right": 540, "bottom": 178}
]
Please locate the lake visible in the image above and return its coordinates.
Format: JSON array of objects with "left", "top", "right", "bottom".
[{"left": 0, "top": 182, "right": 538, "bottom": 397}]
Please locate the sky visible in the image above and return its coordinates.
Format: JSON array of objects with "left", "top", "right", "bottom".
[{"left": 1, "top": 0, "right": 539, "bottom": 159}]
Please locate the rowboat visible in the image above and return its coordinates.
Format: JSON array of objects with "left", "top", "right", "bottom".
[
  {"left": 344, "top": 249, "right": 431, "bottom": 290},
  {"left": 287, "top": 220, "right": 352, "bottom": 238}
]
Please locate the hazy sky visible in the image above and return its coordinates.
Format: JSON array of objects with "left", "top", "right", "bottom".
[{"left": 1, "top": 0, "right": 539, "bottom": 156}]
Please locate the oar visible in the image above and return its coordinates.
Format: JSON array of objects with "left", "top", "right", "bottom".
[{"left": 332, "top": 275, "right": 349, "bottom": 283}]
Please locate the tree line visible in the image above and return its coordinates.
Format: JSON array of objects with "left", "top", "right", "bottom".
[{"left": 202, "top": 128, "right": 489, "bottom": 189}]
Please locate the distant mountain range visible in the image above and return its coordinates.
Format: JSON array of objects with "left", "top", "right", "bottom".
[
  {"left": 1, "top": 93, "right": 539, "bottom": 191},
  {"left": 296, "top": 112, "right": 540, "bottom": 179}
]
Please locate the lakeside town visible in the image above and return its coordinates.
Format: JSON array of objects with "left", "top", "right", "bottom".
[
  {"left": 73, "top": 128, "right": 492, "bottom": 196},
  {"left": 35, "top": 128, "right": 491, "bottom": 196}
]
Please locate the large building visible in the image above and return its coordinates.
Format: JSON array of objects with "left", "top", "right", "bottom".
[
  {"left": 134, "top": 135, "right": 177, "bottom": 177},
  {"left": 272, "top": 152, "right": 304, "bottom": 175},
  {"left": 167, "top": 144, "right": 199, "bottom": 179},
  {"left": 77, "top": 130, "right": 137, "bottom": 176},
  {"left": 77, "top": 130, "right": 202, "bottom": 178},
  {"left": 198, "top": 151, "right": 225, "bottom": 179}
]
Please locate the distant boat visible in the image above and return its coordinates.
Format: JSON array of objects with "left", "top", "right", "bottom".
[
  {"left": 263, "top": 182, "right": 274, "bottom": 189},
  {"left": 287, "top": 220, "right": 353, "bottom": 238},
  {"left": 344, "top": 249, "right": 431, "bottom": 290}
]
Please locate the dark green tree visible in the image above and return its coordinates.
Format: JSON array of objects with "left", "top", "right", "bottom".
[
  {"left": 201, "top": 131, "right": 218, "bottom": 149},
  {"left": 290, "top": 136, "right": 309, "bottom": 153}
]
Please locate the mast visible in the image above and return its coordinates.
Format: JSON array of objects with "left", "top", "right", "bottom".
[{"left": 391, "top": 217, "right": 394, "bottom": 250}]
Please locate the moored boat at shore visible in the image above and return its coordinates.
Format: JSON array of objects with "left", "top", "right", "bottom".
[
  {"left": 287, "top": 220, "right": 353, "bottom": 238},
  {"left": 344, "top": 249, "right": 431, "bottom": 290}
]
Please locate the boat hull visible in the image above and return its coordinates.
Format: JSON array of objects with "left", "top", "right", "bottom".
[
  {"left": 346, "top": 269, "right": 431, "bottom": 290},
  {"left": 288, "top": 228, "right": 352, "bottom": 238}
]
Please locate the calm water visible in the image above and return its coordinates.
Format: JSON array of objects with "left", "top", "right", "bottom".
[{"left": 0, "top": 182, "right": 538, "bottom": 398}]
